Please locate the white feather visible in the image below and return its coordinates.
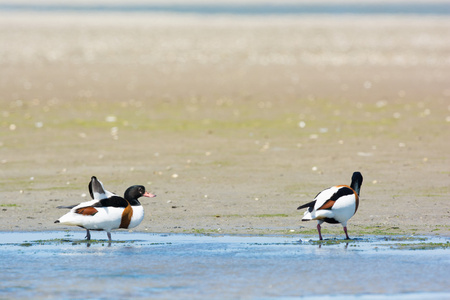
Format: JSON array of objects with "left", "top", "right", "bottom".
[
  {"left": 313, "top": 186, "right": 340, "bottom": 210},
  {"left": 93, "top": 190, "right": 115, "bottom": 201},
  {"left": 301, "top": 185, "right": 357, "bottom": 225},
  {"left": 90, "top": 177, "right": 116, "bottom": 200},
  {"left": 57, "top": 206, "right": 124, "bottom": 232},
  {"left": 128, "top": 206, "right": 144, "bottom": 229}
]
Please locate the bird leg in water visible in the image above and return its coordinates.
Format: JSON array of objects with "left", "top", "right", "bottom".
[
  {"left": 343, "top": 226, "right": 350, "bottom": 240},
  {"left": 317, "top": 223, "right": 323, "bottom": 240}
]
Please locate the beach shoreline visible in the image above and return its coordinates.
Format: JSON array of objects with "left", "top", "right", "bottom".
[{"left": 1, "top": 12, "right": 449, "bottom": 237}]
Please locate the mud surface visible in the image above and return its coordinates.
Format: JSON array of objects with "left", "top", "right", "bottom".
[{"left": 1, "top": 6, "right": 449, "bottom": 237}]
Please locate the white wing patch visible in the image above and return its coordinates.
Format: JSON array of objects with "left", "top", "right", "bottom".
[{"left": 313, "top": 186, "right": 340, "bottom": 210}]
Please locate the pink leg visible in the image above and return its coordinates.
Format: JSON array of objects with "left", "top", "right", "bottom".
[
  {"left": 343, "top": 226, "right": 350, "bottom": 240},
  {"left": 317, "top": 223, "right": 323, "bottom": 240}
]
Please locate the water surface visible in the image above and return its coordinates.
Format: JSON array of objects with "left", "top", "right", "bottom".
[
  {"left": 1, "top": 2, "right": 450, "bottom": 15},
  {"left": 0, "top": 232, "right": 449, "bottom": 299}
]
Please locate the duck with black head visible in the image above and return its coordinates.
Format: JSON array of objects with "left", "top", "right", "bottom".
[
  {"left": 297, "top": 172, "right": 363, "bottom": 240},
  {"left": 55, "top": 176, "right": 156, "bottom": 241}
]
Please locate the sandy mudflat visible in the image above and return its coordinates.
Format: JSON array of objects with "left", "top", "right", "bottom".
[{"left": 0, "top": 11, "right": 449, "bottom": 237}]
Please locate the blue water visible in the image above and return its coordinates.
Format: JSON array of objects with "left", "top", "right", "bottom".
[
  {"left": 0, "top": 232, "right": 449, "bottom": 299},
  {"left": 1, "top": 2, "right": 450, "bottom": 16}
]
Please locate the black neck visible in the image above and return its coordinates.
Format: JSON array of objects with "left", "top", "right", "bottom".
[
  {"left": 350, "top": 172, "right": 363, "bottom": 196},
  {"left": 128, "top": 199, "right": 141, "bottom": 206}
]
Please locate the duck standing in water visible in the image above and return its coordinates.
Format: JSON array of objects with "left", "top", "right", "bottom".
[
  {"left": 297, "top": 172, "right": 363, "bottom": 240},
  {"left": 55, "top": 176, "right": 156, "bottom": 241}
]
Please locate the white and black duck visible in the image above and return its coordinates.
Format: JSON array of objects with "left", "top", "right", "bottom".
[
  {"left": 297, "top": 172, "right": 363, "bottom": 240},
  {"left": 55, "top": 176, "right": 156, "bottom": 241}
]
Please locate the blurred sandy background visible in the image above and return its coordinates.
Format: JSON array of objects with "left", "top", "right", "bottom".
[{"left": 0, "top": 2, "right": 449, "bottom": 237}]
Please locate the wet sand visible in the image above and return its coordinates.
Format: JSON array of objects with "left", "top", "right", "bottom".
[{"left": 0, "top": 11, "right": 449, "bottom": 237}]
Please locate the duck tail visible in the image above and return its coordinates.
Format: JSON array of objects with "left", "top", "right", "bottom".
[
  {"left": 297, "top": 200, "right": 315, "bottom": 210},
  {"left": 302, "top": 210, "right": 313, "bottom": 221},
  {"left": 298, "top": 200, "right": 315, "bottom": 221}
]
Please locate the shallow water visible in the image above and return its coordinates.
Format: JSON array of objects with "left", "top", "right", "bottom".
[
  {"left": 1, "top": 2, "right": 450, "bottom": 16},
  {"left": 0, "top": 232, "right": 449, "bottom": 299}
]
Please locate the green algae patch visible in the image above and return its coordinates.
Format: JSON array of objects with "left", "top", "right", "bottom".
[
  {"left": 382, "top": 236, "right": 428, "bottom": 242},
  {"left": 14, "top": 238, "right": 131, "bottom": 247},
  {"left": 308, "top": 239, "right": 357, "bottom": 246},
  {"left": 392, "top": 242, "right": 450, "bottom": 250}
]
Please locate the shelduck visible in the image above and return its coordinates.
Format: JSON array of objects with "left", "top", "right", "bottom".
[
  {"left": 297, "top": 172, "right": 363, "bottom": 240},
  {"left": 55, "top": 176, "right": 156, "bottom": 241}
]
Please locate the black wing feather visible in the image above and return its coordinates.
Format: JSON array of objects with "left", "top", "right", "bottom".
[
  {"left": 297, "top": 200, "right": 316, "bottom": 211},
  {"left": 56, "top": 204, "right": 78, "bottom": 209},
  {"left": 330, "top": 187, "right": 354, "bottom": 201},
  {"left": 94, "top": 196, "right": 129, "bottom": 208},
  {"left": 88, "top": 177, "right": 94, "bottom": 199}
]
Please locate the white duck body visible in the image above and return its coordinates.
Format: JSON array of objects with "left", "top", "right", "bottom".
[
  {"left": 56, "top": 176, "right": 122, "bottom": 232},
  {"left": 298, "top": 172, "right": 363, "bottom": 240},
  {"left": 57, "top": 202, "right": 144, "bottom": 231},
  {"left": 58, "top": 200, "right": 144, "bottom": 231},
  {"left": 56, "top": 202, "right": 123, "bottom": 232},
  {"left": 302, "top": 185, "right": 358, "bottom": 226}
]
